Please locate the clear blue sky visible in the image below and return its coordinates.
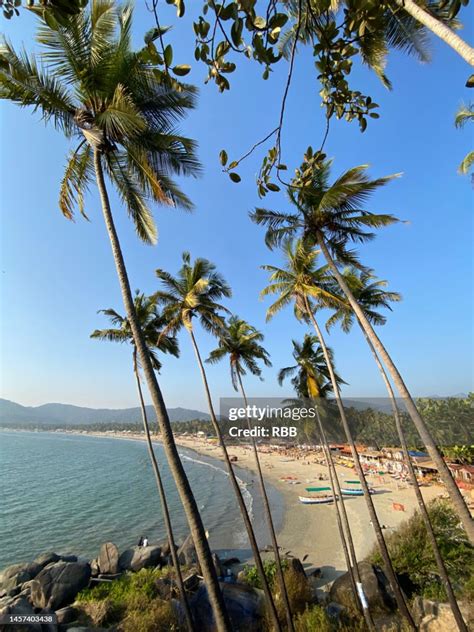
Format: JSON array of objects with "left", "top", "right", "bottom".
[{"left": 1, "top": 3, "right": 473, "bottom": 410}]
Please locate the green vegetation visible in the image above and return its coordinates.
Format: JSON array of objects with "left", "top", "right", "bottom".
[
  {"left": 242, "top": 559, "right": 289, "bottom": 590},
  {"left": 369, "top": 499, "right": 474, "bottom": 601},
  {"left": 76, "top": 568, "right": 179, "bottom": 631}
]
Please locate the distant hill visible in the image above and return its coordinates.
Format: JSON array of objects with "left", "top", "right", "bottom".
[{"left": 0, "top": 399, "right": 210, "bottom": 426}]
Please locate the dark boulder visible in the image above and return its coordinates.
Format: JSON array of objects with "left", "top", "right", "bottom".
[
  {"left": 55, "top": 605, "right": 78, "bottom": 625},
  {"left": 222, "top": 557, "right": 241, "bottom": 567},
  {"left": 0, "top": 562, "right": 42, "bottom": 593},
  {"left": 190, "top": 582, "right": 265, "bottom": 632},
  {"left": 118, "top": 545, "right": 162, "bottom": 572},
  {"left": 329, "top": 561, "right": 397, "bottom": 613},
  {"left": 33, "top": 553, "right": 61, "bottom": 569},
  {"left": 0, "top": 596, "right": 42, "bottom": 632},
  {"left": 98, "top": 542, "right": 119, "bottom": 575},
  {"left": 59, "top": 555, "right": 77, "bottom": 563},
  {"left": 288, "top": 557, "right": 307, "bottom": 580},
  {"left": 159, "top": 539, "right": 171, "bottom": 560},
  {"left": 30, "top": 561, "right": 91, "bottom": 610}
]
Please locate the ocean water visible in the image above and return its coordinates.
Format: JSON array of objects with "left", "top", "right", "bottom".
[{"left": 0, "top": 430, "right": 283, "bottom": 569}]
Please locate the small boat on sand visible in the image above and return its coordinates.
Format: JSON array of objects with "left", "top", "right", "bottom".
[
  {"left": 299, "top": 495, "right": 336, "bottom": 505},
  {"left": 305, "top": 486, "right": 331, "bottom": 492},
  {"left": 340, "top": 487, "right": 375, "bottom": 496}
]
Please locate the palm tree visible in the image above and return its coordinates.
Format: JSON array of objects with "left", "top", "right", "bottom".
[
  {"left": 261, "top": 239, "right": 415, "bottom": 628},
  {"left": 155, "top": 253, "right": 283, "bottom": 632},
  {"left": 207, "top": 315, "right": 294, "bottom": 632},
  {"left": 392, "top": 0, "right": 474, "bottom": 66},
  {"left": 277, "top": 335, "right": 344, "bottom": 400},
  {"left": 0, "top": 5, "right": 230, "bottom": 628},
  {"left": 277, "top": 333, "right": 376, "bottom": 630},
  {"left": 455, "top": 102, "right": 474, "bottom": 176},
  {"left": 282, "top": 0, "right": 473, "bottom": 93},
  {"left": 326, "top": 268, "right": 468, "bottom": 631},
  {"left": 91, "top": 291, "right": 195, "bottom": 631},
  {"left": 251, "top": 157, "right": 474, "bottom": 544}
]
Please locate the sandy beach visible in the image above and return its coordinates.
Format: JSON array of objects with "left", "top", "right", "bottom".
[{"left": 63, "top": 430, "right": 446, "bottom": 583}]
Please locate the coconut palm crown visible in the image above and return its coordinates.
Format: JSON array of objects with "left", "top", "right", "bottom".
[
  {"left": 261, "top": 238, "right": 344, "bottom": 322},
  {"left": 326, "top": 267, "right": 401, "bottom": 333},
  {"left": 154, "top": 252, "right": 231, "bottom": 335},
  {"left": 278, "top": 334, "right": 345, "bottom": 400},
  {"left": 206, "top": 315, "right": 272, "bottom": 390},
  {"left": 0, "top": 0, "right": 200, "bottom": 243},
  {"left": 251, "top": 157, "right": 400, "bottom": 265},
  {"left": 90, "top": 290, "right": 179, "bottom": 370}
]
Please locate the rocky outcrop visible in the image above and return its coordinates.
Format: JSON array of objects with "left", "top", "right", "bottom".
[
  {"left": 33, "top": 552, "right": 61, "bottom": 568},
  {"left": 98, "top": 542, "right": 119, "bottom": 575},
  {"left": 412, "top": 597, "right": 473, "bottom": 631},
  {"left": 30, "top": 561, "right": 91, "bottom": 610},
  {"left": 329, "top": 561, "right": 397, "bottom": 613},
  {"left": 191, "top": 582, "right": 265, "bottom": 632},
  {"left": 118, "top": 545, "right": 162, "bottom": 572},
  {"left": 55, "top": 605, "right": 79, "bottom": 624},
  {"left": 0, "top": 562, "right": 42, "bottom": 594}
]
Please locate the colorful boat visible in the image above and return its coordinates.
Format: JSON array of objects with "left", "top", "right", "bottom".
[
  {"left": 298, "top": 495, "right": 336, "bottom": 504},
  {"left": 305, "top": 486, "right": 331, "bottom": 492},
  {"left": 340, "top": 487, "right": 375, "bottom": 496}
]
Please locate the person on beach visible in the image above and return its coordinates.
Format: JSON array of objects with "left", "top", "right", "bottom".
[
  {"left": 138, "top": 536, "right": 144, "bottom": 547},
  {"left": 142, "top": 536, "right": 149, "bottom": 547}
]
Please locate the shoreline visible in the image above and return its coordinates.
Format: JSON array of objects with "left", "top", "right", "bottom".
[{"left": 15, "top": 428, "right": 448, "bottom": 584}]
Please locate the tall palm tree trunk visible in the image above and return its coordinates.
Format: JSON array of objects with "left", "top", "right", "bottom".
[
  {"left": 188, "top": 328, "right": 283, "bottom": 632},
  {"left": 237, "top": 372, "right": 294, "bottom": 632},
  {"left": 317, "top": 235, "right": 474, "bottom": 544},
  {"left": 360, "top": 332, "right": 468, "bottom": 632},
  {"left": 132, "top": 350, "right": 196, "bottom": 632},
  {"left": 93, "top": 150, "right": 231, "bottom": 632},
  {"left": 314, "top": 408, "right": 376, "bottom": 632},
  {"left": 302, "top": 295, "right": 416, "bottom": 629},
  {"left": 394, "top": 0, "right": 474, "bottom": 66}
]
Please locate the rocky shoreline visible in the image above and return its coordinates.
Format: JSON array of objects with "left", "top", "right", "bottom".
[{"left": 1, "top": 536, "right": 470, "bottom": 631}]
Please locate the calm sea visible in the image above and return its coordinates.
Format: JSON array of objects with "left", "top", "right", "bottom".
[{"left": 0, "top": 430, "right": 283, "bottom": 569}]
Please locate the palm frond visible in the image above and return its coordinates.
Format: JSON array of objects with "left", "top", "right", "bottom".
[
  {"left": 59, "top": 142, "right": 93, "bottom": 219},
  {"left": 105, "top": 152, "right": 157, "bottom": 244},
  {"left": 0, "top": 39, "right": 76, "bottom": 135}
]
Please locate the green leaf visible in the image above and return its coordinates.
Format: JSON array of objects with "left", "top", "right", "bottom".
[
  {"left": 219, "top": 149, "right": 228, "bottom": 166},
  {"left": 164, "top": 44, "right": 173, "bottom": 67},
  {"left": 267, "top": 182, "right": 280, "bottom": 192},
  {"left": 466, "top": 74, "right": 474, "bottom": 88},
  {"left": 231, "top": 18, "right": 243, "bottom": 46},
  {"left": 269, "top": 13, "right": 288, "bottom": 29},
  {"left": 172, "top": 64, "right": 191, "bottom": 76},
  {"left": 229, "top": 172, "right": 241, "bottom": 183},
  {"left": 144, "top": 25, "right": 171, "bottom": 44},
  {"left": 216, "top": 41, "right": 230, "bottom": 59},
  {"left": 254, "top": 16, "right": 266, "bottom": 29},
  {"left": 176, "top": 0, "right": 185, "bottom": 17}
]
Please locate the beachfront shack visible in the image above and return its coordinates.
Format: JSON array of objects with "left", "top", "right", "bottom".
[
  {"left": 448, "top": 463, "right": 474, "bottom": 489},
  {"left": 412, "top": 458, "right": 440, "bottom": 481},
  {"left": 359, "top": 449, "right": 384, "bottom": 465}
]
